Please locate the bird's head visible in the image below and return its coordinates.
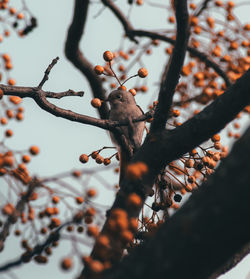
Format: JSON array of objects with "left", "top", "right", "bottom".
[{"left": 107, "top": 90, "right": 136, "bottom": 108}]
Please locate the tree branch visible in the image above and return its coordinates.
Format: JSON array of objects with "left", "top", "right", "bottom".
[
  {"left": 0, "top": 84, "right": 151, "bottom": 130},
  {"left": 0, "top": 179, "right": 40, "bottom": 251},
  {"left": 65, "top": 0, "right": 109, "bottom": 119},
  {"left": 101, "top": 0, "right": 231, "bottom": 87},
  {"left": 83, "top": 69, "right": 250, "bottom": 273},
  {"left": 129, "top": 30, "right": 231, "bottom": 87},
  {"left": 38, "top": 57, "right": 59, "bottom": 89},
  {"left": 101, "top": 125, "right": 250, "bottom": 279},
  {"left": 209, "top": 243, "right": 250, "bottom": 279},
  {"left": 0, "top": 213, "right": 83, "bottom": 272},
  {"left": 150, "top": 0, "right": 189, "bottom": 133}
]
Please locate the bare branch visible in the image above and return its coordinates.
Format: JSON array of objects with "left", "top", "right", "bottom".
[
  {"left": 0, "top": 84, "right": 151, "bottom": 131},
  {"left": 38, "top": 57, "right": 59, "bottom": 89},
  {"left": 0, "top": 84, "right": 108, "bottom": 129},
  {"left": 0, "top": 179, "right": 40, "bottom": 250},
  {"left": 0, "top": 214, "right": 83, "bottom": 272},
  {"left": 194, "top": 0, "right": 212, "bottom": 17},
  {"left": 101, "top": 0, "right": 137, "bottom": 42},
  {"left": 150, "top": 0, "right": 189, "bottom": 133},
  {"left": 129, "top": 30, "right": 231, "bottom": 87},
  {"left": 101, "top": 0, "right": 231, "bottom": 87},
  {"left": 65, "top": 0, "right": 109, "bottom": 119}
]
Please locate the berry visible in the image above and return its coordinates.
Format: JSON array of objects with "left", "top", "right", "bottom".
[
  {"left": 103, "top": 51, "right": 114, "bottom": 62},
  {"left": 79, "top": 154, "right": 89, "bottom": 163},
  {"left": 138, "top": 68, "right": 148, "bottom": 78},
  {"left": 91, "top": 98, "right": 102, "bottom": 108},
  {"left": 174, "top": 194, "right": 182, "bottom": 203}
]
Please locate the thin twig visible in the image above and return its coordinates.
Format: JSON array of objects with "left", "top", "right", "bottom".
[{"left": 38, "top": 57, "right": 59, "bottom": 89}]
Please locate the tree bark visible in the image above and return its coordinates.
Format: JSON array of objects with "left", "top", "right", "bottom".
[{"left": 102, "top": 125, "right": 250, "bottom": 279}]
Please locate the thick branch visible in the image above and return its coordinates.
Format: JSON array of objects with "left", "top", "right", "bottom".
[
  {"left": 150, "top": 0, "right": 189, "bottom": 133},
  {"left": 65, "top": 0, "right": 109, "bottom": 119},
  {"left": 84, "top": 69, "right": 250, "bottom": 271},
  {"left": 209, "top": 243, "right": 250, "bottom": 279},
  {"left": 102, "top": 125, "right": 250, "bottom": 279}
]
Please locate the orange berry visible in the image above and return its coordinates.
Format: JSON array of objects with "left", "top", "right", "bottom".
[
  {"left": 103, "top": 51, "right": 114, "bottom": 62},
  {"left": 8, "top": 78, "right": 16, "bottom": 85},
  {"left": 0, "top": 89, "right": 3, "bottom": 99},
  {"left": 168, "top": 16, "right": 175, "bottom": 23},
  {"left": 9, "top": 7, "right": 16, "bottom": 14},
  {"left": 6, "top": 109, "right": 14, "bottom": 118},
  {"left": 96, "top": 235, "right": 110, "bottom": 247},
  {"left": 94, "top": 65, "right": 104, "bottom": 75},
  {"left": 17, "top": 13, "right": 24, "bottom": 20},
  {"left": 214, "top": 142, "right": 221, "bottom": 150},
  {"left": 211, "top": 134, "right": 220, "bottom": 142},
  {"left": 227, "top": 1, "right": 234, "bottom": 9},
  {"left": 215, "top": 0, "right": 223, "bottom": 6},
  {"left": 185, "top": 159, "right": 194, "bottom": 168},
  {"left": 75, "top": 196, "right": 84, "bottom": 204},
  {"left": 51, "top": 217, "right": 61, "bottom": 227},
  {"left": 87, "top": 225, "right": 99, "bottom": 238},
  {"left": 95, "top": 155, "right": 104, "bottom": 164},
  {"left": 72, "top": 170, "right": 82, "bottom": 177},
  {"left": 104, "top": 158, "right": 111, "bottom": 165},
  {"left": 52, "top": 196, "right": 60, "bottom": 204},
  {"left": 189, "top": 3, "right": 196, "bottom": 9},
  {"left": 243, "top": 24, "right": 250, "bottom": 31},
  {"left": 118, "top": 85, "right": 127, "bottom": 91},
  {"left": 61, "top": 258, "right": 73, "bottom": 270},
  {"left": 172, "top": 109, "right": 180, "bottom": 117},
  {"left": 2, "top": 203, "right": 14, "bottom": 215},
  {"left": 136, "top": 0, "right": 143, "bottom": 5},
  {"left": 121, "top": 230, "right": 133, "bottom": 243},
  {"left": 91, "top": 98, "right": 102, "bottom": 108},
  {"left": 16, "top": 112, "right": 23, "bottom": 121},
  {"left": 138, "top": 67, "right": 148, "bottom": 78},
  {"left": 3, "top": 156, "right": 14, "bottom": 167},
  {"left": 87, "top": 189, "right": 97, "bottom": 198},
  {"left": 126, "top": 161, "right": 148, "bottom": 180},
  {"left": 91, "top": 151, "right": 99, "bottom": 159},
  {"left": 1, "top": 117, "right": 8, "bottom": 125},
  {"left": 129, "top": 88, "right": 136, "bottom": 96},
  {"left": 140, "top": 85, "right": 148, "bottom": 92},
  {"left": 29, "top": 145, "right": 40, "bottom": 155},
  {"left": 5, "top": 129, "right": 13, "bottom": 137},
  {"left": 185, "top": 184, "right": 193, "bottom": 192},
  {"left": 79, "top": 154, "right": 89, "bottom": 163},
  {"left": 127, "top": 193, "right": 142, "bottom": 207},
  {"left": 4, "top": 30, "right": 10, "bottom": 37},
  {"left": 22, "top": 155, "right": 30, "bottom": 163},
  {"left": 9, "top": 96, "right": 22, "bottom": 105}
]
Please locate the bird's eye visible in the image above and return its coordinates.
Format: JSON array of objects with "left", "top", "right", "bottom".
[{"left": 116, "top": 94, "right": 122, "bottom": 99}]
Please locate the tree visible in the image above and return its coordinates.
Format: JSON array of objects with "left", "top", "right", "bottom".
[{"left": 0, "top": 0, "right": 249, "bottom": 278}]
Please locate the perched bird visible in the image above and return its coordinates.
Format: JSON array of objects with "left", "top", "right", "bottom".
[{"left": 108, "top": 89, "right": 144, "bottom": 182}]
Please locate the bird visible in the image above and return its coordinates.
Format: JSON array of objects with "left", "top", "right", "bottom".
[{"left": 107, "top": 89, "right": 144, "bottom": 182}]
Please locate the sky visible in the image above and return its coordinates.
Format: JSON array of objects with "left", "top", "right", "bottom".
[{"left": 0, "top": 0, "right": 249, "bottom": 278}]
